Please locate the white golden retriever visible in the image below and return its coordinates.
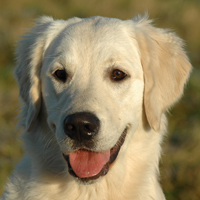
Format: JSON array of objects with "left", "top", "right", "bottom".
[{"left": 1, "top": 15, "right": 191, "bottom": 200}]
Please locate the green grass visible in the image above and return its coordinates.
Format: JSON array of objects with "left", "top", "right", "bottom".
[{"left": 0, "top": 0, "right": 200, "bottom": 198}]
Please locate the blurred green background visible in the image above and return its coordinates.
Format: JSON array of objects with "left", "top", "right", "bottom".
[{"left": 0, "top": 0, "right": 199, "bottom": 199}]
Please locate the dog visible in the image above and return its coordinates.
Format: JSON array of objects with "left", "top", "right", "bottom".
[{"left": 1, "top": 15, "right": 191, "bottom": 200}]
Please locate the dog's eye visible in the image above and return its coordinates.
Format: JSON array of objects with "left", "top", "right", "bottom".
[
  {"left": 54, "top": 69, "right": 67, "bottom": 82},
  {"left": 111, "top": 69, "right": 127, "bottom": 81}
]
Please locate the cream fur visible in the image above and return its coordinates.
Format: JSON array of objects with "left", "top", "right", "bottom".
[{"left": 1, "top": 15, "right": 191, "bottom": 200}]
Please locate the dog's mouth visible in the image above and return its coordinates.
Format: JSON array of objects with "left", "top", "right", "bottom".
[{"left": 63, "top": 127, "right": 128, "bottom": 182}]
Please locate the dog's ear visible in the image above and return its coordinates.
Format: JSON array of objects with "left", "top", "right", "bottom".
[
  {"left": 15, "top": 16, "right": 54, "bottom": 131},
  {"left": 134, "top": 17, "right": 192, "bottom": 131},
  {"left": 15, "top": 16, "right": 83, "bottom": 131}
]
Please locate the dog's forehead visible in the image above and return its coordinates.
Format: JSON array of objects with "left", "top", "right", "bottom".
[
  {"left": 50, "top": 17, "right": 139, "bottom": 64},
  {"left": 42, "top": 17, "right": 142, "bottom": 80},
  {"left": 62, "top": 17, "right": 130, "bottom": 43}
]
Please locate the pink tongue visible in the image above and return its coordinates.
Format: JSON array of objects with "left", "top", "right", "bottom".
[{"left": 69, "top": 150, "right": 110, "bottom": 178}]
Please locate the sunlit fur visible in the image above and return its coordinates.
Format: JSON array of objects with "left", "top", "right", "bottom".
[{"left": 1, "top": 15, "right": 191, "bottom": 200}]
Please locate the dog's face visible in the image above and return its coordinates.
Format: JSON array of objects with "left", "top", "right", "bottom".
[
  {"left": 40, "top": 18, "right": 144, "bottom": 180},
  {"left": 15, "top": 16, "right": 191, "bottom": 183}
]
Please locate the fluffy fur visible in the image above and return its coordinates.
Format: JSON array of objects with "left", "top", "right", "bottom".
[{"left": 1, "top": 15, "right": 191, "bottom": 200}]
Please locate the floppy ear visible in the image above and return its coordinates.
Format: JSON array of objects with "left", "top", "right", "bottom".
[
  {"left": 15, "top": 16, "right": 54, "bottom": 131},
  {"left": 15, "top": 16, "right": 83, "bottom": 131},
  {"left": 134, "top": 17, "right": 192, "bottom": 131}
]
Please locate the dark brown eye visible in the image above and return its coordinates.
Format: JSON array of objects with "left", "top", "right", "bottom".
[
  {"left": 111, "top": 69, "right": 127, "bottom": 81},
  {"left": 54, "top": 69, "right": 67, "bottom": 82}
]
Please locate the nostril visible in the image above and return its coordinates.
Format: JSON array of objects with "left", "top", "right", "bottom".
[
  {"left": 64, "top": 123, "right": 76, "bottom": 139},
  {"left": 65, "top": 124, "right": 75, "bottom": 132},
  {"left": 84, "top": 123, "right": 97, "bottom": 133}
]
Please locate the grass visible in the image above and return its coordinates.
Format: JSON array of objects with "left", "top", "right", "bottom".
[{"left": 0, "top": 0, "right": 200, "bottom": 199}]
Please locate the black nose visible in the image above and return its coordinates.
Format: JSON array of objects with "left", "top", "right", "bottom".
[{"left": 64, "top": 112, "right": 100, "bottom": 141}]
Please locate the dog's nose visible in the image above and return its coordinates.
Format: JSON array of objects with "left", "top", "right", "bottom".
[{"left": 64, "top": 112, "right": 100, "bottom": 141}]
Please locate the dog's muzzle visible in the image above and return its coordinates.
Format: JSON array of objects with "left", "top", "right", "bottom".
[{"left": 62, "top": 112, "right": 128, "bottom": 182}]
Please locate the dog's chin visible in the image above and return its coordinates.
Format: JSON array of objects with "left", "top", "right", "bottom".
[{"left": 62, "top": 127, "right": 128, "bottom": 184}]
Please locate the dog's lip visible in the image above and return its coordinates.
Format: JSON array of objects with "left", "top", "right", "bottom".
[{"left": 63, "top": 127, "right": 128, "bottom": 181}]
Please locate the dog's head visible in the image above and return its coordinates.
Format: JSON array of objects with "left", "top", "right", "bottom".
[{"left": 15, "top": 15, "right": 191, "bottom": 182}]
